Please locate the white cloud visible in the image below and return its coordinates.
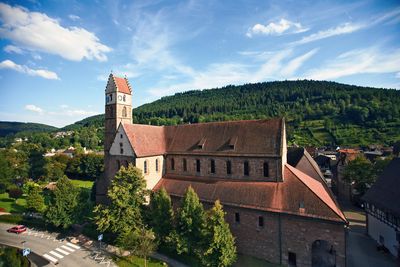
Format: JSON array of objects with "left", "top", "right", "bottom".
[
  {"left": 247, "top": 19, "right": 308, "bottom": 37},
  {"left": 280, "top": 48, "right": 319, "bottom": 76},
  {"left": 0, "top": 3, "right": 111, "bottom": 61},
  {"left": 292, "top": 22, "right": 363, "bottom": 45},
  {"left": 305, "top": 47, "right": 400, "bottom": 80},
  {"left": 25, "top": 104, "right": 43, "bottom": 113},
  {"left": 4, "top": 44, "right": 24, "bottom": 54},
  {"left": 0, "top": 59, "right": 59, "bottom": 80},
  {"left": 68, "top": 14, "right": 80, "bottom": 21}
]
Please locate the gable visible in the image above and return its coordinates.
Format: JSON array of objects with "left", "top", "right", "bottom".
[{"left": 109, "top": 124, "right": 135, "bottom": 157}]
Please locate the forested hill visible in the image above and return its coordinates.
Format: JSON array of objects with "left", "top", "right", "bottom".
[
  {"left": 66, "top": 80, "right": 399, "bottom": 146},
  {"left": 0, "top": 121, "right": 58, "bottom": 137}
]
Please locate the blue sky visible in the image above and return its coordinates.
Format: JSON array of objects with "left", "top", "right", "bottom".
[{"left": 0, "top": 0, "right": 399, "bottom": 127}]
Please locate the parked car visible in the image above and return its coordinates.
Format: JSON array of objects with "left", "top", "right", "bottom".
[{"left": 7, "top": 225, "right": 27, "bottom": 234}]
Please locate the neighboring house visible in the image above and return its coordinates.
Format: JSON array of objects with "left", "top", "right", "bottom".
[
  {"left": 62, "top": 146, "right": 76, "bottom": 158},
  {"left": 334, "top": 149, "right": 360, "bottom": 201},
  {"left": 96, "top": 74, "right": 348, "bottom": 267},
  {"left": 363, "top": 158, "right": 400, "bottom": 260}
]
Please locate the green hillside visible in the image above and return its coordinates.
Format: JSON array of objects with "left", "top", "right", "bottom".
[
  {"left": 0, "top": 121, "right": 58, "bottom": 137},
  {"left": 65, "top": 80, "right": 399, "bottom": 147}
]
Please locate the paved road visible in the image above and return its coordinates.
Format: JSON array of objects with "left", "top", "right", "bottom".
[
  {"left": 341, "top": 202, "right": 398, "bottom": 267},
  {"left": 0, "top": 223, "right": 107, "bottom": 267}
]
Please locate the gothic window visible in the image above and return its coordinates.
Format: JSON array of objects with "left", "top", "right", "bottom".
[
  {"left": 122, "top": 106, "right": 127, "bottom": 117},
  {"left": 263, "top": 162, "right": 269, "bottom": 177},
  {"left": 196, "top": 159, "right": 201, "bottom": 173},
  {"left": 123, "top": 95, "right": 126, "bottom": 102},
  {"left": 226, "top": 160, "right": 232, "bottom": 175},
  {"left": 210, "top": 159, "right": 215, "bottom": 174},
  {"left": 244, "top": 161, "right": 249, "bottom": 176},
  {"left": 110, "top": 94, "right": 112, "bottom": 101},
  {"left": 120, "top": 134, "right": 123, "bottom": 138},
  {"left": 235, "top": 212, "right": 240, "bottom": 223},
  {"left": 183, "top": 158, "right": 187, "bottom": 172},
  {"left": 156, "top": 159, "right": 159, "bottom": 172},
  {"left": 258, "top": 216, "right": 264, "bottom": 227},
  {"left": 117, "top": 160, "right": 120, "bottom": 170},
  {"left": 171, "top": 158, "right": 175, "bottom": 170},
  {"left": 144, "top": 160, "right": 148, "bottom": 174},
  {"left": 120, "top": 142, "right": 123, "bottom": 154}
]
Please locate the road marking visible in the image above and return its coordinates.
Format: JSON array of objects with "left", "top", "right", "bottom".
[
  {"left": 66, "top": 242, "right": 80, "bottom": 249},
  {"left": 55, "top": 248, "right": 69, "bottom": 255},
  {"left": 61, "top": 245, "right": 75, "bottom": 252},
  {"left": 43, "top": 254, "right": 58, "bottom": 263},
  {"left": 49, "top": 250, "right": 64, "bottom": 258}
]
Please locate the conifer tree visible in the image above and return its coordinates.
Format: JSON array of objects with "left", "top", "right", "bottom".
[
  {"left": 202, "top": 200, "right": 236, "bottom": 267},
  {"left": 94, "top": 164, "right": 147, "bottom": 234},
  {"left": 149, "top": 187, "right": 174, "bottom": 245}
]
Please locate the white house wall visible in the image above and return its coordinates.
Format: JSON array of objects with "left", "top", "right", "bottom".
[{"left": 368, "top": 213, "right": 398, "bottom": 256}]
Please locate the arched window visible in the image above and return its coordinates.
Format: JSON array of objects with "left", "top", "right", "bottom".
[
  {"left": 244, "top": 161, "right": 249, "bottom": 176},
  {"left": 144, "top": 160, "right": 148, "bottom": 174},
  {"left": 171, "top": 158, "right": 175, "bottom": 170},
  {"left": 196, "top": 159, "right": 201, "bottom": 173},
  {"left": 210, "top": 159, "right": 215, "bottom": 174},
  {"left": 263, "top": 162, "right": 269, "bottom": 177},
  {"left": 183, "top": 158, "right": 187, "bottom": 172},
  {"left": 226, "top": 160, "right": 232, "bottom": 175},
  {"left": 117, "top": 160, "right": 120, "bottom": 170},
  {"left": 155, "top": 159, "right": 159, "bottom": 172},
  {"left": 122, "top": 106, "right": 127, "bottom": 117}
]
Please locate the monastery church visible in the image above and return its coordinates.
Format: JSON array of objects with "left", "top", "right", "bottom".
[{"left": 96, "top": 74, "right": 347, "bottom": 267}]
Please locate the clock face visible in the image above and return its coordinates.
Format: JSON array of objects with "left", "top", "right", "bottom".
[{"left": 118, "top": 95, "right": 123, "bottom": 101}]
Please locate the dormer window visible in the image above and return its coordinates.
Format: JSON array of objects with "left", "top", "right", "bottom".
[
  {"left": 228, "top": 137, "right": 237, "bottom": 150},
  {"left": 197, "top": 138, "right": 206, "bottom": 149}
]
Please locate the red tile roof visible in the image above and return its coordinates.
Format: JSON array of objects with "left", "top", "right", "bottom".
[
  {"left": 123, "top": 124, "right": 167, "bottom": 157},
  {"left": 113, "top": 75, "right": 132, "bottom": 95},
  {"left": 154, "top": 164, "right": 347, "bottom": 223},
  {"left": 123, "top": 118, "right": 284, "bottom": 157}
]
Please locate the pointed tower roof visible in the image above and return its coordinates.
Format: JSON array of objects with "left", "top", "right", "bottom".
[{"left": 109, "top": 73, "right": 132, "bottom": 94}]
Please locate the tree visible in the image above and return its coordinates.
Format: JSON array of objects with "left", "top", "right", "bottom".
[
  {"left": 149, "top": 187, "right": 174, "bottom": 245},
  {"left": 94, "top": 164, "right": 147, "bottom": 234},
  {"left": 7, "top": 186, "right": 23, "bottom": 200},
  {"left": 174, "top": 186, "right": 206, "bottom": 256},
  {"left": 117, "top": 228, "right": 157, "bottom": 267},
  {"left": 45, "top": 175, "right": 80, "bottom": 228},
  {"left": 26, "top": 186, "right": 45, "bottom": 213},
  {"left": 343, "top": 156, "right": 375, "bottom": 196},
  {"left": 202, "top": 200, "right": 236, "bottom": 267}
]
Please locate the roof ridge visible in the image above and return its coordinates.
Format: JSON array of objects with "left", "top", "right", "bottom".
[{"left": 285, "top": 164, "right": 347, "bottom": 222}]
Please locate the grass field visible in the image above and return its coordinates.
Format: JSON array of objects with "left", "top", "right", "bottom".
[
  {"left": 116, "top": 255, "right": 166, "bottom": 267},
  {"left": 70, "top": 180, "right": 94, "bottom": 189},
  {"left": 0, "top": 193, "right": 27, "bottom": 213}
]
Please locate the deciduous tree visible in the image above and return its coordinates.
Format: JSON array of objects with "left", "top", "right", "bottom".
[{"left": 149, "top": 187, "right": 174, "bottom": 245}]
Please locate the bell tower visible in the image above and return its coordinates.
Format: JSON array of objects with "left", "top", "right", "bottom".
[
  {"left": 104, "top": 73, "right": 133, "bottom": 153},
  {"left": 97, "top": 73, "right": 132, "bottom": 203}
]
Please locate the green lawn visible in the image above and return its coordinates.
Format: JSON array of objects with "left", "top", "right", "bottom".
[
  {"left": 116, "top": 255, "right": 167, "bottom": 267},
  {"left": 0, "top": 193, "right": 27, "bottom": 213},
  {"left": 70, "top": 180, "right": 94, "bottom": 189}
]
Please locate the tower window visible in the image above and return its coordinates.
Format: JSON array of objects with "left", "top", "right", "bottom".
[
  {"left": 226, "top": 160, "right": 232, "bottom": 175},
  {"left": 171, "top": 158, "right": 175, "bottom": 170},
  {"left": 263, "top": 162, "right": 269, "bottom": 177},
  {"left": 210, "top": 159, "right": 215, "bottom": 174},
  {"left": 258, "top": 216, "right": 264, "bottom": 227},
  {"left": 109, "top": 94, "right": 112, "bottom": 101},
  {"left": 196, "top": 159, "right": 201, "bottom": 173},
  {"left": 123, "top": 95, "right": 126, "bottom": 102},
  {"left": 156, "top": 159, "right": 159, "bottom": 172},
  {"left": 235, "top": 212, "right": 240, "bottom": 223},
  {"left": 144, "top": 160, "right": 148, "bottom": 174},
  {"left": 122, "top": 106, "right": 127, "bottom": 117},
  {"left": 244, "top": 161, "right": 249, "bottom": 176},
  {"left": 183, "top": 158, "right": 187, "bottom": 172}
]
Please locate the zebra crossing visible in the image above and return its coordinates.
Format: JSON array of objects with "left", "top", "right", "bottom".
[{"left": 42, "top": 242, "right": 80, "bottom": 264}]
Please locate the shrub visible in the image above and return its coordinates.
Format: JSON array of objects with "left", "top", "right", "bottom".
[{"left": 7, "top": 186, "right": 23, "bottom": 199}]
